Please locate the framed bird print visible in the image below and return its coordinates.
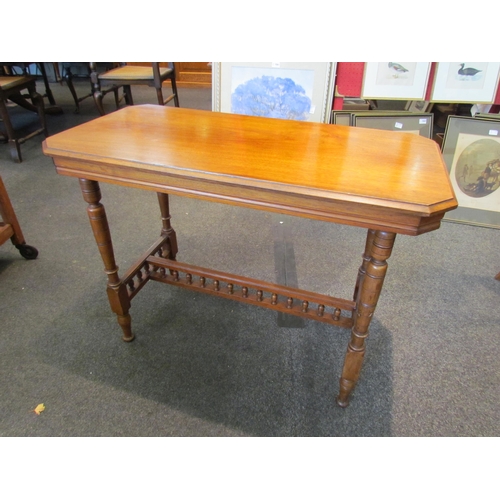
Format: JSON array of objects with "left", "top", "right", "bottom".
[
  {"left": 361, "top": 62, "right": 431, "bottom": 100},
  {"left": 442, "top": 115, "right": 500, "bottom": 228},
  {"left": 431, "top": 63, "right": 500, "bottom": 103}
]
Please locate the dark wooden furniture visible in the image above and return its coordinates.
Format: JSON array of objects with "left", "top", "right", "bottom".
[
  {"left": 1, "top": 63, "right": 63, "bottom": 115},
  {"left": 0, "top": 75, "right": 47, "bottom": 162},
  {"left": 42, "top": 105, "right": 457, "bottom": 408},
  {"left": 89, "top": 63, "right": 179, "bottom": 116},
  {"left": 61, "top": 63, "right": 112, "bottom": 113},
  {"left": 0, "top": 175, "right": 38, "bottom": 259},
  {"left": 495, "top": 272, "right": 500, "bottom": 280}
]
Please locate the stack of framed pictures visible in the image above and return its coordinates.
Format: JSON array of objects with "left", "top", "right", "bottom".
[
  {"left": 442, "top": 115, "right": 500, "bottom": 228},
  {"left": 330, "top": 111, "right": 354, "bottom": 126},
  {"left": 352, "top": 112, "right": 433, "bottom": 138},
  {"left": 331, "top": 111, "right": 434, "bottom": 139}
]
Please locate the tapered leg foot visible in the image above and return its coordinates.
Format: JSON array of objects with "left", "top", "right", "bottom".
[
  {"left": 337, "top": 230, "right": 396, "bottom": 407},
  {"left": 117, "top": 313, "right": 134, "bottom": 342}
]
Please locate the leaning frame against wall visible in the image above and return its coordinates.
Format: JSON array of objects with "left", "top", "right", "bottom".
[
  {"left": 212, "top": 62, "right": 336, "bottom": 124},
  {"left": 442, "top": 115, "right": 500, "bottom": 228},
  {"left": 352, "top": 113, "right": 434, "bottom": 139},
  {"left": 361, "top": 62, "right": 431, "bottom": 100}
]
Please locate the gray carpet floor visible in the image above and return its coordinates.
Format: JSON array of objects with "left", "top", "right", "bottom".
[{"left": 1, "top": 79, "right": 499, "bottom": 437}]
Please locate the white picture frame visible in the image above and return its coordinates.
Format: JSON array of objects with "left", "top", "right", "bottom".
[
  {"left": 431, "top": 62, "right": 500, "bottom": 103},
  {"left": 212, "top": 62, "right": 336, "bottom": 124},
  {"left": 361, "top": 62, "right": 431, "bottom": 100}
]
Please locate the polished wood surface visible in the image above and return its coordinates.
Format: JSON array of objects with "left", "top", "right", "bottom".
[
  {"left": 43, "top": 105, "right": 456, "bottom": 236},
  {"left": 42, "top": 106, "right": 458, "bottom": 408}
]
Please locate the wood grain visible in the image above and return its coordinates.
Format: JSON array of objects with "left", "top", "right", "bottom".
[{"left": 43, "top": 105, "right": 457, "bottom": 235}]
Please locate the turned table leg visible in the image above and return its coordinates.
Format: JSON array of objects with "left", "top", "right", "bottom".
[
  {"left": 157, "top": 192, "right": 178, "bottom": 260},
  {"left": 353, "top": 228, "right": 376, "bottom": 302},
  {"left": 337, "top": 230, "right": 396, "bottom": 408},
  {"left": 79, "top": 179, "right": 134, "bottom": 342}
]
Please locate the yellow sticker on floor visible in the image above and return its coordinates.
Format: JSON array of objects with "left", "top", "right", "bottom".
[{"left": 33, "top": 404, "right": 45, "bottom": 415}]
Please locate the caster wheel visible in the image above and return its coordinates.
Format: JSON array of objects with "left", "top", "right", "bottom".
[{"left": 16, "top": 244, "right": 39, "bottom": 260}]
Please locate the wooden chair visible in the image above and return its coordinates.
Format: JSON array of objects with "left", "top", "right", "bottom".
[
  {"left": 0, "top": 175, "right": 38, "bottom": 259},
  {"left": 0, "top": 75, "right": 48, "bottom": 162},
  {"left": 89, "top": 63, "right": 179, "bottom": 116},
  {"left": 1, "top": 63, "right": 62, "bottom": 113},
  {"left": 62, "top": 63, "right": 115, "bottom": 113}
]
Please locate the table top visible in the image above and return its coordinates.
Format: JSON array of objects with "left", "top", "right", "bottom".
[{"left": 42, "top": 105, "right": 457, "bottom": 235}]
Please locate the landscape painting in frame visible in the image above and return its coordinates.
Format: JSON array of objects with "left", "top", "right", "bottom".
[
  {"left": 361, "top": 62, "right": 431, "bottom": 100},
  {"left": 443, "top": 116, "right": 500, "bottom": 227},
  {"left": 431, "top": 63, "right": 500, "bottom": 103},
  {"left": 212, "top": 63, "right": 336, "bottom": 123}
]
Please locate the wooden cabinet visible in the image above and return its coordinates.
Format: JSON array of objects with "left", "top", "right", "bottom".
[{"left": 174, "top": 62, "right": 212, "bottom": 88}]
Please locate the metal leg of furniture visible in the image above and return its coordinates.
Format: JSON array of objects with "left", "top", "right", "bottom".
[
  {"left": 337, "top": 230, "right": 396, "bottom": 407},
  {"left": 79, "top": 178, "right": 134, "bottom": 342}
]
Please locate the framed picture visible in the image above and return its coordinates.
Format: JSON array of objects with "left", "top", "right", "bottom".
[
  {"left": 330, "top": 111, "right": 352, "bottom": 125},
  {"left": 361, "top": 62, "right": 431, "bottom": 100},
  {"left": 442, "top": 116, "right": 500, "bottom": 228},
  {"left": 405, "top": 100, "right": 433, "bottom": 113},
  {"left": 474, "top": 112, "right": 500, "bottom": 121},
  {"left": 431, "top": 63, "right": 500, "bottom": 103},
  {"left": 352, "top": 113, "right": 434, "bottom": 138},
  {"left": 212, "top": 62, "right": 336, "bottom": 123}
]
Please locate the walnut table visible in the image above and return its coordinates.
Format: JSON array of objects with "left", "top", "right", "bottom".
[{"left": 42, "top": 105, "right": 457, "bottom": 407}]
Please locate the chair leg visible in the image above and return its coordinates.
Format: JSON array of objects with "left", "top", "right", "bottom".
[
  {"left": 0, "top": 98, "right": 22, "bottom": 162},
  {"left": 64, "top": 69, "right": 81, "bottom": 113},
  {"left": 171, "top": 77, "right": 180, "bottom": 107},
  {"left": 29, "top": 90, "right": 48, "bottom": 138},
  {"left": 156, "top": 86, "right": 164, "bottom": 106},
  {"left": 37, "top": 63, "right": 56, "bottom": 106},
  {"left": 123, "top": 85, "right": 134, "bottom": 106},
  {"left": 93, "top": 90, "right": 106, "bottom": 116}
]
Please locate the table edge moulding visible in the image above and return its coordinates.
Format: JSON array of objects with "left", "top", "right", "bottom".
[{"left": 42, "top": 105, "right": 458, "bottom": 408}]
